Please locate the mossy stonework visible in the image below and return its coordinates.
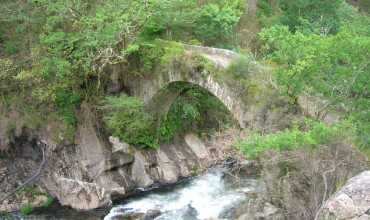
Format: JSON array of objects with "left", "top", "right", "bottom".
[{"left": 122, "top": 45, "right": 281, "bottom": 131}]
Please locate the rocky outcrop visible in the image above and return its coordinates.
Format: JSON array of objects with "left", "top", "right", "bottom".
[
  {"left": 318, "top": 171, "right": 370, "bottom": 220},
  {"left": 0, "top": 45, "right": 304, "bottom": 212},
  {"left": 0, "top": 101, "right": 229, "bottom": 211},
  {"left": 29, "top": 104, "right": 226, "bottom": 210},
  {"left": 54, "top": 178, "right": 111, "bottom": 210},
  {"left": 231, "top": 143, "right": 369, "bottom": 220}
]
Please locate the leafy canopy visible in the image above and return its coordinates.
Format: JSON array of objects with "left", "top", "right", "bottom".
[{"left": 259, "top": 5, "right": 370, "bottom": 148}]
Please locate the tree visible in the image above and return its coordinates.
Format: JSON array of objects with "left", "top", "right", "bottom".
[
  {"left": 260, "top": 25, "right": 370, "bottom": 147},
  {"left": 195, "top": 4, "right": 241, "bottom": 47}
]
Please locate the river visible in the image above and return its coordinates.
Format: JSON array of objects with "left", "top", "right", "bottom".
[
  {"left": 105, "top": 167, "right": 262, "bottom": 220},
  {"left": 10, "top": 166, "right": 262, "bottom": 220}
]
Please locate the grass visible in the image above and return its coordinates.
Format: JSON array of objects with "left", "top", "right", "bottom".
[{"left": 15, "top": 186, "right": 55, "bottom": 215}]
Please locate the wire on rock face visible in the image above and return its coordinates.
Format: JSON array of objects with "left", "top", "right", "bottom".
[{"left": 0, "top": 141, "right": 47, "bottom": 204}]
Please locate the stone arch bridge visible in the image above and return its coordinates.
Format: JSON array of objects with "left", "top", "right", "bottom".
[{"left": 120, "top": 45, "right": 250, "bottom": 128}]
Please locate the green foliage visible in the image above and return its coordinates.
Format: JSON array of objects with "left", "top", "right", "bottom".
[
  {"left": 279, "top": 0, "right": 343, "bottom": 34},
  {"left": 190, "top": 53, "right": 218, "bottom": 75},
  {"left": 159, "top": 86, "right": 233, "bottom": 141},
  {"left": 257, "top": 0, "right": 281, "bottom": 27},
  {"left": 1, "top": 0, "right": 368, "bottom": 155},
  {"left": 15, "top": 186, "right": 55, "bottom": 214},
  {"left": 0, "top": 0, "right": 243, "bottom": 131},
  {"left": 160, "top": 41, "right": 186, "bottom": 65},
  {"left": 42, "top": 196, "right": 54, "bottom": 208},
  {"left": 3, "top": 40, "right": 19, "bottom": 54},
  {"left": 141, "top": 0, "right": 197, "bottom": 40},
  {"left": 0, "top": 58, "right": 17, "bottom": 95},
  {"left": 0, "top": 211, "right": 12, "bottom": 219},
  {"left": 125, "top": 41, "right": 165, "bottom": 73},
  {"left": 19, "top": 203, "right": 33, "bottom": 216},
  {"left": 259, "top": 23, "right": 370, "bottom": 148},
  {"left": 102, "top": 87, "right": 233, "bottom": 147},
  {"left": 54, "top": 90, "right": 80, "bottom": 126},
  {"left": 235, "top": 120, "right": 352, "bottom": 158},
  {"left": 257, "top": 0, "right": 345, "bottom": 34},
  {"left": 226, "top": 55, "right": 255, "bottom": 79},
  {"left": 102, "top": 95, "right": 157, "bottom": 148},
  {"left": 195, "top": 4, "right": 241, "bottom": 47},
  {"left": 139, "top": 0, "right": 243, "bottom": 48},
  {"left": 359, "top": 0, "right": 370, "bottom": 13},
  {"left": 125, "top": 40, "right": 185, "bottom": 73},
  {"left": 0, "top": 0, "right": 152, "bottom": 127}
]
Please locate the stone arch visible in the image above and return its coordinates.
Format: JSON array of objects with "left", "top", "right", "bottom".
[
  {"left": 123, "top": 45, "right": 247, "bottom": 128},
  {"left": 144, "top": 75, "right": 246, "bottom": 128}
]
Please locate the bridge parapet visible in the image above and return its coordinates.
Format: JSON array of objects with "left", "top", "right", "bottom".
[{"left": 183, "top": 45, "right": 239, "bottom": 68}]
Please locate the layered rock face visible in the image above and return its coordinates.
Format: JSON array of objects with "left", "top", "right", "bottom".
[
  {"left": 319, "top": 171, "right": 370, "bottom": 220},
  {"left": 35, "top": 105, "right": 227, "bottom": 210}
]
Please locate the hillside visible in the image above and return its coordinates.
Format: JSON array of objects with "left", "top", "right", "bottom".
[{"left": 0, "top": 0, "right": 369, "bottom": 219}]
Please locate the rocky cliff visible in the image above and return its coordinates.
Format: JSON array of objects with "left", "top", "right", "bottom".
[{"left": 0, "top": 103, "right": 233, "bottom": 211}]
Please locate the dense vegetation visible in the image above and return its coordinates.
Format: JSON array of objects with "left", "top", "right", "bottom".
[
  {"left": 158, "top": 86, "right": 233, "bottom": 142},
  {"left": 233, "top": 0, "right": 370, "bottom": 157},
  {"left": 235, "top": 120, "right": 353, "bottom": 158},
  {"left": 0, "top": 0, "right": 243, "bottom": 146},
  {"left": 102, "top": 86, "right": 233, "bottom": 148},
  {"left": 0, "top": 0, "right": 369, "bottom": 153}
]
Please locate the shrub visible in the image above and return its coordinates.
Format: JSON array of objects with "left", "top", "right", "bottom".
[
  {"left": 3, "top": 40, "right": 18, "bottom": 55},
  {"left": 195, "top": 4, "right": 241, "bottom": 47},
  {"left": 234, "top": 120, "right": 351, "bottom": 158},
  {"left": 259, "top": 23, "right": 370, "bottom": 149},
  {"left": 159, "top": 86, "right": 233, "bottom": 141},
  {"left": 225, "top": 54, "right": 255, "bottom": 79},
  {"left": 102, "top": 95, "right": 157, "bottom": 148},
  {"left": 257, "top": 0, "right": 344, "bottom": 34},
  {"left": 19, "top": 203, "right": 33, "bottom": 216},
  {"left": 125, "top": 40, "right": 184, "bottom": 73}
]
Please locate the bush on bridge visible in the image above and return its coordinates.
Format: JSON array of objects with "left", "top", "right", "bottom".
[{"left": 124, "top": 40, "right": 185, "bottom": 74}]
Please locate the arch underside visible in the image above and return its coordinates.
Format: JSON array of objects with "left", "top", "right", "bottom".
[
  {"left": 145, "top": 79, "right": 246, "bottom": 129},
  {"left": 125, "top": 50, "right": 247, "bottom": 128}
]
